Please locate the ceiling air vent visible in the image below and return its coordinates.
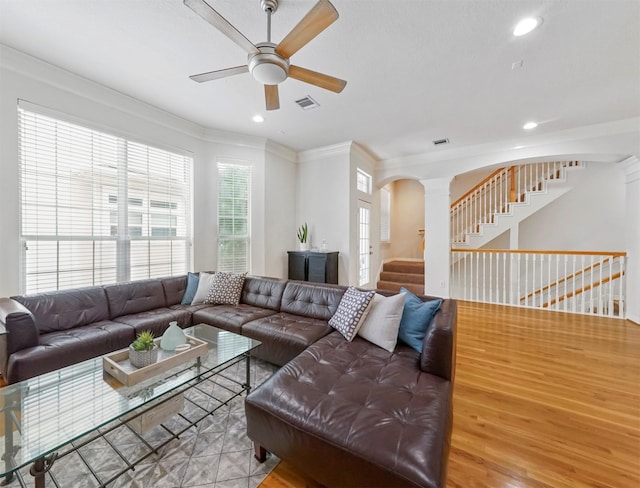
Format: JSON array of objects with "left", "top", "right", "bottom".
[
  {"left": 432, "top": 138, "right": 450, "bottom": 146},
  {"left": 295, "top": 96, "right": 320, "bottom": 110}
]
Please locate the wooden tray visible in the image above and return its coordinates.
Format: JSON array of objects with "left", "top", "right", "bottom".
[{"left": 103, "top": 335, "right": 208, "bottom": 387}]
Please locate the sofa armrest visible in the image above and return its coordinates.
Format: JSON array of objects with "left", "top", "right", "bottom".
[
  {"left": 0, "top": 298, "right": 39, "bottom": 378},
  {"left": 420, "top": 298, "right": 457, "bottom": 381}
]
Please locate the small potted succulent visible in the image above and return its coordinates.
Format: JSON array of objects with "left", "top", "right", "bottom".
[
  {"left": 297, "top": 222, "right": 309, "bottom": 251},
  {"left": 129, "top": 330, "right": 159, "bottom": 368}
]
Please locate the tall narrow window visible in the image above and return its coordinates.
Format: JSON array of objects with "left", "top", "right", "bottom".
[
  {"left": 356, "top": 168, "right": 372, "bottom": 194},
  {"left": 380, "top": 187, "right": 391, "bottom": 242},
  {"left": 18, "top": 105, "right": 192, "bottom": 293},
  {"left": 217, "top": 162, "right": 251, "bottom": 273},
  {"left": 358, "top": 201, "right": 371, "bottom": 287}
]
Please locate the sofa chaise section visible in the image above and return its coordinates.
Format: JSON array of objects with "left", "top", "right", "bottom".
[{"left": 245, "top": 297, "right": 457, "bottom": 488}]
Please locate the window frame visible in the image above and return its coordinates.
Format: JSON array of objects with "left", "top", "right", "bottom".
[
  {"left": 18, "top": 103, "right": 193, "bottom": 293},
  {"left": 216, "top": 161, "right": 251, "bottom": 274}
]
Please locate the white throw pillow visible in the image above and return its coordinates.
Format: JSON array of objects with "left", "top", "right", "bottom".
[
  {"left": 357, "top": 293, "right": 406, "bottom": 352},
  {"left": 191, "top": 272, "right": 216, "bottom": 304}
]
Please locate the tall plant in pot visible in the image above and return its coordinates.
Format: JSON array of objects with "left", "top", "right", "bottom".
[
  {"left": 129, "top": 330, "right": 159, "bottom": 368},
  {"left": 297, "top": 223, "right": 309, "bottom": 251}
]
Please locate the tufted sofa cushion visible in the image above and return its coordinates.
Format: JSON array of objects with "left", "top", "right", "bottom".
[
  {"left": 246, "top": 330, "right": 453, "bottom": 488},
  {"left": 280, "top": 281, "right": 345, "bottom": 321},
  {"left": 104, "top": 280, "right": 167, "bottom": 318},
  {"left": 13, "top": 286, "right": 110, "bottom": 334},
  {"left": 161, "top": 275, "right": 188, "bottom": 307},
  {"left": 242, "top": 313, "right": 333, "bottom": 366},
  {"left": 6, "top": 320, "right": 134, "bottom": 383},
  {"left": 241, "top": 276, "right": 287, "bottom": 311}
]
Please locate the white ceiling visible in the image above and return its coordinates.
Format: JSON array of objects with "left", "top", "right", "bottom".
[{"left": 1, "top": 0, "right": 639, "bottom": 160}]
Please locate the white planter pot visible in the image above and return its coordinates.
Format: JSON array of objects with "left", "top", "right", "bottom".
[{"left": 299, "top": 242, "right": 310, "bottom": 251}]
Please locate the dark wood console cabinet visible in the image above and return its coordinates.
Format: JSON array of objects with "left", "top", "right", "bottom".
[{"left": 287, "top": 251, "right": 338, "bottom": 284}]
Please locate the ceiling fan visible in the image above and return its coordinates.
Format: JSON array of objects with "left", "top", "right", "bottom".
[{"left": 184, "top": 0, "right": 347, "bottom": 111}]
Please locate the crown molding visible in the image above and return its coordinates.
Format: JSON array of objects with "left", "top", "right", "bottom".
[
  {"left": 265, "top": 139, "right": 298, "bottom": 162},
  {"left": 297, "top": 141, "right": 353, "bottom": 163}
]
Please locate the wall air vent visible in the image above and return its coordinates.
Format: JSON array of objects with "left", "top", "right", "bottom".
[
  {"left": 433, "top": 138, "right": 450, "bottom": 145},
  {"left": 295, "top": 96, "right": 320, "bottom": 110}
]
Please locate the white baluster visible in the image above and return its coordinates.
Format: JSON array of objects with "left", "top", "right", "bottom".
[
  {"left": 524, "top": 253, "right": 529, "bottom": 307},
  {"left": 503, "top": 251, "right": 507, "bottom": 304},
  {"left": 515, "top": 253, "right": 519, "bottom": 306},
  {"left": 549, "top": 255, "right": 560, "bottom": 310}
]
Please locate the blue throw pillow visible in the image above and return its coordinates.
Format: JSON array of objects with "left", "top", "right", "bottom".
[
  {"left": 181, "top": 272, "right": 200, "bottom": 305},
  {"left": 397, "top": 288, "right": 442, "bottom": 353}
]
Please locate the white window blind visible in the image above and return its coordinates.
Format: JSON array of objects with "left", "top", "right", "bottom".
[
  {"left": 217, "top": 162, "right": 250, "bottom": 273},
  {"left": 380, "top": 187, "right": 391, "bottom": 242},
  {"left": 18, "top": 106, "right": 192, "bottom": 293}
]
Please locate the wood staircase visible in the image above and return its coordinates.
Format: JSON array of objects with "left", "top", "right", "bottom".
[{"left": 376, "top": 260, "right": 424, "bottom": 295}]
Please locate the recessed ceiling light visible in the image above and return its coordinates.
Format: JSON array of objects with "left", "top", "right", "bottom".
[
  {"left": 513, "top": 17, "right": 542, "bottom": 37},
  {"left": 523, "top": 122, "right": 538, "bottom": 130},
  {"left": 252, "top": 115, "right": 264, "bottom": 123},
  {"left": 514, "top": 145, "right": 525, "bottom": 149}
]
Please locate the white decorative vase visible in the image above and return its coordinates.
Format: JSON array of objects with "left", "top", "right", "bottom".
[
  {"left": 129, "top": 344, "right": 159, "bottom": 368},
  {"left": 299, "top": 242, "right": 310, "bottom": 251},
  {"left": 161, "top": 321, "right": 187, "bottom": 351}
]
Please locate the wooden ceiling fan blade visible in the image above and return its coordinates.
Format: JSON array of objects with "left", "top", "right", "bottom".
[
  {"left": 184, "top": 0, "right": 259, "bottom": 55},
  {"left": 265, "top": 85, "right": 280, "bottom": 111},
  {"left": 275, "top": 0, "right": 339, "bottom": 59},
  {"left": 289, "top": 65, "right": 347, "bottom": 93},
  {"left": 189, "top": 65, "right": 249, "bottom": 82}
]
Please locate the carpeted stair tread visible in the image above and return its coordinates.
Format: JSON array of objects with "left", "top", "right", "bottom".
[
  {"left": 376, "top": 281, "right": 424, "bottom": 295},
  {"left": 379, "top": 271, "right": 424, "bottom": 284},
  {"left": 377, "top": 260, "right": 425, "bottom": 295},
  {"left": 383, "top": 261, "right": 425, "bottom": 275}
]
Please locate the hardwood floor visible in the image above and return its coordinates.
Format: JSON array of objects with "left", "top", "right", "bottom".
[{"left": 260, "top": 301, "right": 640, "bottom": 488}]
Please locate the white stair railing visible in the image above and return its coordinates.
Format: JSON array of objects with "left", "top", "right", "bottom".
[
  {"left": 450, "top": 249, "right": 626, "bottom": 318},
  {"left": 451, "top": 161, "right": 583, "bottom": 245}
]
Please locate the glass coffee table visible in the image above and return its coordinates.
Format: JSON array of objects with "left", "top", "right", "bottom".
[{"left": 0, "top": 325, "right": 260, "bottom": 488}]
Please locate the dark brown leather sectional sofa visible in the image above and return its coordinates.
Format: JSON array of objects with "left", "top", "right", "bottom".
[{"left": 0, "top": 274, "right": 457, "bottom": 488}]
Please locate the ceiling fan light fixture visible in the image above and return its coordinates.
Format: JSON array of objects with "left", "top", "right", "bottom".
[
  {"left": 251, "top": 60, "right": 288, "bottom": 84},
  {"left": 248, "top": 42, "right": 290, "bottom": 84}
]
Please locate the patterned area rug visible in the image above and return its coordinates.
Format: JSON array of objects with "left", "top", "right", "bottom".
[{"left": 6, "top": 359, "right": 279, "bottom": 488}]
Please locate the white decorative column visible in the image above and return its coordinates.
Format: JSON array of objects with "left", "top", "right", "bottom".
[
  {"left": 622, "top": 156, "right": 640, "bottom": 324},
  {"left": 420, "top": 177, "right": 453, "bottom": 298}
]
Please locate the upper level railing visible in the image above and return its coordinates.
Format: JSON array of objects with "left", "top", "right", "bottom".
[
  {"left": 450, "top": 249, "right": 626, "bottom": 318},
  {"left": 451, "top": 161, "right": 583, "bottom": 244}
]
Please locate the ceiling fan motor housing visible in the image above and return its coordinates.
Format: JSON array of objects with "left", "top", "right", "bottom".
[{"left": 249, "top": 42, "right": 290, "bottom": 84}]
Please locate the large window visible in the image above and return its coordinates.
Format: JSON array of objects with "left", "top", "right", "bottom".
[
  {"left": 217, "top": 162, "right": 250, "bottom": 273},
  {"left": 18, "top": 105, "right": 192, "bottom": 293}
]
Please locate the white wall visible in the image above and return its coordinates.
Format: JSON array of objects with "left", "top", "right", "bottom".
[
  {"left": 0, "top": 46, "right": 294, "bottom": 295},
  {"left": 451, "top": 167, "right": 496, "bottom": 203},
  {"left": 389, "top": 179, "right": 425, "bottom": 260},
  {"left": 297, "top": 144, "right": 351, "bottom": 285},
  {"left": 518, "top": 163, "right": 626, "bottom": 251},
  {"left": 263, "top": 142, "right": 298, "bottom": 279}
]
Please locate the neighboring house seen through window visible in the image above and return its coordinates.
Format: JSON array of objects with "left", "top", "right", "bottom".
[{"left": 18, "top": 105, "right": 193, "bottom": 293}]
